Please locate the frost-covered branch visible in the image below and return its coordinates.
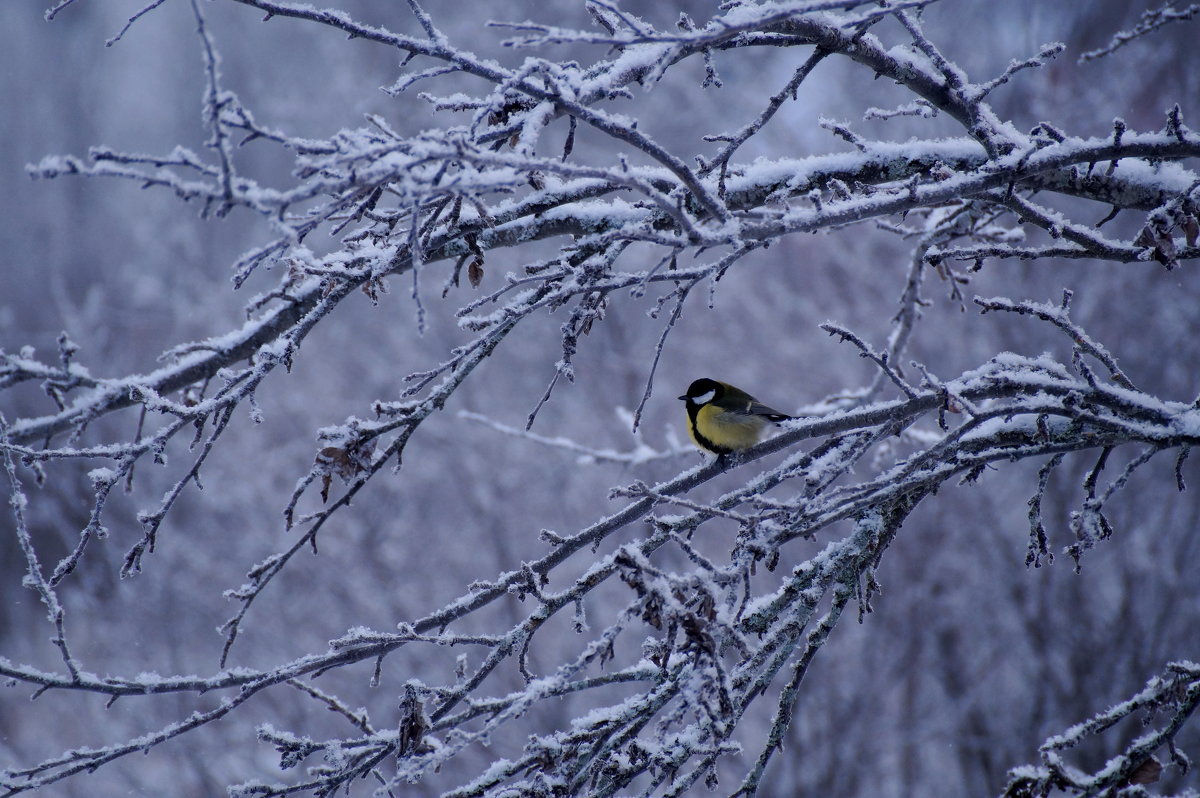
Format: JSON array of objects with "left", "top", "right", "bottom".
[
  {"left": 1002, "top": 661, "right": 1200, "bottom": 797},
  {"left": 1080, "top": 2, "right": 1200, "bottom": 62},
  {"left": 5, "top": 0, "right": 1200, "bottom": 795},
  {"left": 7, "top": 320, "right": 1200, "bottom": 793}
]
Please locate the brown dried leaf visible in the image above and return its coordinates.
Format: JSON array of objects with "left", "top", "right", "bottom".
[
  {"left": 317, "top": 446, "right": 350, "bottom": 469},
  {"left": 1128, "top": 756, "right": 1162, "bottom": 786},
  {"left": 397, "top": 688, "right": 431, "bottom": 756},
  {"left": 468, "top": 256, "right": 485, "bottom": 288},
  {"left": 1137, "top": 222, "right": 1179, "bottom": 268},
  {"left": 361, "top": 274, "right": 388, "bottom": 304},
  {"left": 315, "top": 438, "right": 376, "bottom": 500}
]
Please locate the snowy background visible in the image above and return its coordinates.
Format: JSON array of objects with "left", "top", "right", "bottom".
[{"left": 2, "top": 1, "right": 1199, "bottom": 795}]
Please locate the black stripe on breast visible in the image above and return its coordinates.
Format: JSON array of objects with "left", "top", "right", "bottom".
[{"left": 687, "top": 404, "right": 735, "bottom": 455}]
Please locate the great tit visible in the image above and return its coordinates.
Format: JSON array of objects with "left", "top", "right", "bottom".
[{"left": 678, "top": 378, "right": 794, "bottom": 456}]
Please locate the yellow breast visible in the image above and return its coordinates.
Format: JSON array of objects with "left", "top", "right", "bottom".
[{"left": 689, "top": 404, "right": 767, "bottom": 453}]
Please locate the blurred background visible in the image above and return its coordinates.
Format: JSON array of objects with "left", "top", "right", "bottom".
[{"left": 2, "top": 1, "right": 1198, "bottom": 795}]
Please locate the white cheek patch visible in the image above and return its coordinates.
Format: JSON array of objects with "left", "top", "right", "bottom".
[{"left": 692, "top": 389, "right": 716, "bottom": 404}]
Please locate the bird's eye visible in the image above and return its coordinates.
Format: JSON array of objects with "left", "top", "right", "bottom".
[{"left": 692, "top": 389, "right": 716, "bottom": 404}]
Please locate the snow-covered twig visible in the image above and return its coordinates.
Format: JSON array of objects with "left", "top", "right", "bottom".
[
  {"left": 458, "top": 410, "right": 688, "bottom": 465},
  {"left": 1002, "top": 661, "right": 1200, "bottom": 796},
  {"left": 9, "top": 1, "right": 1200, "bottom": 794},
  {"left": 1080, "top": 3, "right": 1200, "bottom": 62}
]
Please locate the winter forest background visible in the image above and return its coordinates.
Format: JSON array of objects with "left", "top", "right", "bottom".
[{"left": 3, "top": 1, "right": 1200, "bottom": 796}]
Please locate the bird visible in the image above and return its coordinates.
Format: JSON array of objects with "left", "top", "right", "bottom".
[{"left": 678, "top": 378, "right": 794, "bottom": 457}]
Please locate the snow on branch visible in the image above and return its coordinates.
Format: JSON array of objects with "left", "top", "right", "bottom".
[
  {"left": 6, "top": 0, "right": 1200, "bottom": 794},
  {"left": 8, "top": 313, "right": 1200, "bottom": 793},
  {"left": 1080, "top": 3, "right": 1200, "bottom": 62},
  {"left": 1002, "top": 661, "right": 1200, "bottom": 796}
]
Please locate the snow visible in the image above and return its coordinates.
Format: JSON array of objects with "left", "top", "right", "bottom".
[{"left": 7, "top": 1, "right": 1200, "bottom": 796}]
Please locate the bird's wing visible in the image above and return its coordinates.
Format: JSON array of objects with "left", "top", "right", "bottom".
[{"left": 746, "top": 399, "right": 792, "bottom": 421}]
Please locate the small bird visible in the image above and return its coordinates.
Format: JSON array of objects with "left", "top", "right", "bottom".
[{"left": 678, "top": 378, "right": 794, "bottom": 457}]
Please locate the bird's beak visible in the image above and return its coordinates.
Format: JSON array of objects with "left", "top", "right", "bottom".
[{"left": 677, "top": 394, "right": 687, "bottom": 401}]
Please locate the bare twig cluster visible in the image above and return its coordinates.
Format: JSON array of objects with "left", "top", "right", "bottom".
[{"left": 3, "top": 0, "right": 1200, "bottom": 795}]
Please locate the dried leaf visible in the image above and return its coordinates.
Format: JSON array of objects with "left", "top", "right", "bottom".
[
  {"left": 468, "top": 256, "right": 485, "bottom": 288},
  {"left": 1128, "top": 756, "right": 1162, "bottom": 786},
  {"left": 1137, "top": 222, "right": 1179, "bottom": 268},
  {"left": 314, "top": 439, "right": 376, "bottom": 503},
  {"left": 361, "top": 274, "right": 388, "bottom": 304},
  {"left": 397, "top": 686, "right": 431, "bottom": 756}
]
